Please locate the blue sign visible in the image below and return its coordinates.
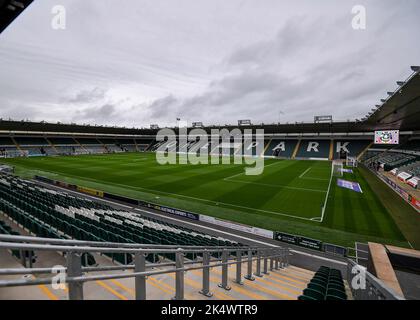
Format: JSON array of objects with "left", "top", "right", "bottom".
[{"left": 337, "top": 179, "right": 363, "bottom": 193}]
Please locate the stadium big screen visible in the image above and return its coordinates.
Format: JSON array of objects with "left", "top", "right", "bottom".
[{"left": 374, "top": 130, "right": 399, "bottom": 145}]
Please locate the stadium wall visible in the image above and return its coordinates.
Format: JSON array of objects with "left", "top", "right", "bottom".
[{"left": 368, "top": 168, "right": 420, "bottom": 212}]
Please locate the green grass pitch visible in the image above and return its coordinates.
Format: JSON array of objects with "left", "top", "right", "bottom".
[{"left": 1, "top": 152, "right": 418, "bottom": 249}]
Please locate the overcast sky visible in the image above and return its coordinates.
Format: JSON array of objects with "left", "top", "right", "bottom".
[{"left": 0, "top": 0, "right": 419, "bottom": 128}]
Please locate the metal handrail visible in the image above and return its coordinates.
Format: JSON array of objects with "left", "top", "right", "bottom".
[
  {"left": 0, "top": 234, "right": 253, "bottom": 250},
  {"left": 0, "top": 235, "right": 290, "bottom": 300}
]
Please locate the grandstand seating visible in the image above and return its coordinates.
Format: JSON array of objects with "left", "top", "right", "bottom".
[
  {"left": 0, "top": 174, "right": 242, "bottom": 264},
  {"left": 332, "top": 140, "right": 371, "bottom": 159},
  {"left": 0, "top": 219, "right": 36, "bottom": 264},
  {"left": 76, "top": 137, "right": 101, "bottom": 145},
  {"left": 48, "top": 137, "right": 78, "bottom": 145},
  {"left": 83, "top": 146, "right": 106, "bottom": 154},
  {"left": 14, "top": 137, "right": 48, "bottom": 146},
  {"left": 24, "top": 147, "right": 46, "bottom": 157},
  {"left": 298, "top": 266, "right": 347, "bottom": 300},
  {"left": 377, "top": 153, "right": 417, "bottom": 171},
  {"left": 399, "top": 139, "right": 420, "bottom": 151},
  {"left": 402, "top": 161, "right": 420, "bottom": 178},
  {"left": 53, "top": 146, "right": 76, "bottom": 155},
  {"left": 295, "top": 140, "right": 330, "bottom": 159},
  {"left": 0, "top": 137, "right": 15, "bottom": 146},
  {"left": 264, "top": 139, "right": 298, "bottom": 158}
]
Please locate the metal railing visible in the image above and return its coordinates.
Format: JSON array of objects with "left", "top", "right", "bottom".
[
  {"left": 347, "top": 259, "right": 404, "bottom": 300},
  {"left": 0, "top": 234, "right": 289, "bottom": 300}
]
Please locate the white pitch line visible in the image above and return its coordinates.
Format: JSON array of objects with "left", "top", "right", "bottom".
[
  {"left": 320, "top": 162, "right": 334, "bottom": 222},
  {"left": 299, "top": 167, "right": 311, "bottom": 178},
  {"left": 28, "top": 165, "right": 320, "bottom": 222},
  {"left": 223, "top": 160, "right": 283, "bottom": 181},
  {"left": 300, "top": 177, "right": 329, "bottom": 181},
  {"left": 25, "top": 158, "right": 327, "bottom": 223},
  {"left": 224, "top": 179, "right": 327, "bottom": 193}
]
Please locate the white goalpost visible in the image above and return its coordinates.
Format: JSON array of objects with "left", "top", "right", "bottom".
[
  {"left": 332, "top": 160, "right": 343, "bottom": 177},
  {"left": 346, "top": 156, "right": 358, "bottom": 168}
]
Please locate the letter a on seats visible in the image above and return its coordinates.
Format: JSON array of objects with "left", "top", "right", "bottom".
[{"left": 273, "top": 142, "right": 285, "bottom": 152}]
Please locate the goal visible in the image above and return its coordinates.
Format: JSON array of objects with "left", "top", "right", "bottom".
[
  {"left": 346, "top": 156, "right": 358, "bottom": 168},
  {"left": 332, "top": 160, "right": 343, "bottom": 177}
]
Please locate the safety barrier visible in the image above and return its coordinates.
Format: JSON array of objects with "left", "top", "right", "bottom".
[{"left": 0, "top": 234, "right": 289, "bottom": 300}]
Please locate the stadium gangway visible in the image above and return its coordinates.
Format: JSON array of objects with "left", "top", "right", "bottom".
[
  {"left": 0, "top": 234, "right": 289, "bottom": 300},
  {"left": 346, "top": 259, "right": 404, "bottom": 300}
]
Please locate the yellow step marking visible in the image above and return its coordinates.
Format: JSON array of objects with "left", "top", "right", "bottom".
[
  {"left": 106, "top": 273, "right": 191, "bottom": 299},
  {"left": 38, "top": 284, "right": 59, "bottom": 300},
  {"left": 110, "top": 279, "right": 135, "bottom": 296},
  {"left": 95, "top": 280, "right": 129, "bottom": 300},
  {"left": 190, "top": 269, "right": 268, "bottom": 300},
  {"left": 269, "top": 270, "right": 309, "bottom": 285},
  {"left": 168, "top": 273, "right": 233, "bottom": 300},
  {"left": 277, "top": 271, "right": 312, "bottom": 283},
  {"left": 150, "top": 276, "right": 195, "bottom": 300},
  {"left": 210, "top": 268, "right": 295, "bottom": 300},
  {"left": 287, "top": 266, "right": 315, "bottom": 276},
  {"left": 30, "top": 275, "right": 59, "bottom": 300},
  {"left": 148, "top": 277, "right": 173, "bottom": 296},
  {"left": 254, "top": 276, "right": 302, "bottom": 295}
]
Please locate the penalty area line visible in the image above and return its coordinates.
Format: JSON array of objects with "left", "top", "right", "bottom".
[
  {"left": 320, "top": 162, "right": 334, "bottom": 223},
  {"left": 223, "top": 160, "right": 284, "bottom": 181},
  {"left": 299, "top": 167, "right": 311, "bottom": 178}
]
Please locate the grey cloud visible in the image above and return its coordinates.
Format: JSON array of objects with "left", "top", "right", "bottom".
[
  {"left": 0, "top": 0, "right": 419, "bottom": 127},
  {"left": 72, "top": 103, "right": 117, "bottom": 123},
  {"left": 67, "top": 87, "right": 107, "bottom": 104}
]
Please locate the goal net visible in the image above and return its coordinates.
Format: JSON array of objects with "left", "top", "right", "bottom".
[
  {"left": 332, "top": 160, "right": 343, "bottom": 177},
  {"left": 346, "top": 156, "right": 358, "bottom": 168}
]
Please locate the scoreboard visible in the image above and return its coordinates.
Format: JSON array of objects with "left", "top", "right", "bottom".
[{"left": 374, "top": 130, "right": 399, "bottom": 145}]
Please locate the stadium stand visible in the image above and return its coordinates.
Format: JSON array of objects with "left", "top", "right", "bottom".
[
  {"left": 398, "top": 139, "right": 420, "bottom": 151},
  {"left": 295, "top": 140, "right": 330, "bottom": 160},
  {"left": 264, "top": 139, "right": 298, "bottom": 158},
  {"left": 117, "top": 138, "right": 138, "bottom": 152},
  {"left": 0, "top": 0, "right": 34, "bottom": 34},
  {"left": 298, "top": 266, "right": 347, "bottom": 300},
  {"left": 373, "top": 152, "right": 417, "bottom": 171},
  {"left": 332, "top": 140, "right": 371, "bottom": 160},
  {"left": 0, "top": 219, "right": 36, "bottom": 265},
  {"left": 0, "top": 173, "right": 243, "bottom": 264}
]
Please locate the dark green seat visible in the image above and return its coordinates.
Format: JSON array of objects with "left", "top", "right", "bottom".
[
  {"left": 327, "top": 288, "right": 347, "bottom": 300},
  {"left": 308, "top": 282, "right": 326, "bottom": 294},
  {"left": 298, "top": 295, "right": 316, "bottom": 301},
  {"left": 303, "top": 288, "right": 324, "bottom": 300},
  {"left": 326, "top": 294, "right": 346, "bottom": 300}
]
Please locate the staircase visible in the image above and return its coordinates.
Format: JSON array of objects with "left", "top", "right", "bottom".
[{"left": 0, "top": 227, "right": 313, "bottom": 300}]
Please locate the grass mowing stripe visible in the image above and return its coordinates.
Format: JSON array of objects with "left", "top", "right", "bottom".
[{"left": 1, "top": 153, "right": 416, "bottom": 248}]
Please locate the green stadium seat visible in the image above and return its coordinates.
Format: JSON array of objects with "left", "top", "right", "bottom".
[
  {"left": 298, "top": 295, "right": 317, "bottom": 301},
  {"left": 303, "top": 288, "right": 325, "bottom": 300}
]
